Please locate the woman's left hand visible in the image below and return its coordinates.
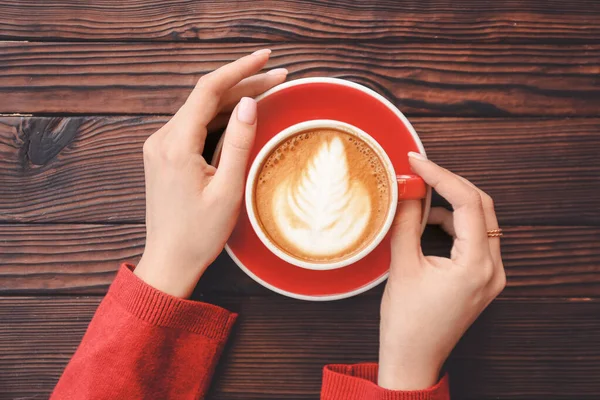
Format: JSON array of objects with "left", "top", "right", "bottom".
[
  {"left": 378, "top": 155, "right": 506, "bottom": 390},
  {"left": 135, "top": 50, "right": 288, "bottom": 298}
]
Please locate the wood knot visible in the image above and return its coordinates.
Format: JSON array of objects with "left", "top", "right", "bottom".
[{"left": 22, "top": 118, "right": 81, "bottom": 166}]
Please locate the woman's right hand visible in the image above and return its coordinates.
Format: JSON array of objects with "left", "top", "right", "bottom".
[
  {"left": 378, "top": 152, "right": 506, "bottom": 390},
  {"left": 135, "top": 50, "right": 288, "bottom": 298}
]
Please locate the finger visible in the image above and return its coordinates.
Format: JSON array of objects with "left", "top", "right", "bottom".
[
  {"left": 184, "top": 49, "right": 271, "bottom": 122},
  {"left": 456, "top": 176, "right": 502, "bottom": 266},
  {"left": 390, "top": 200, "right": 423, "bottom": 268},
  {"left": 212, "top": 97, "right": 257, "bottom": 196},
  {"left": 206, "top": 69, "right": 288, "bottom": 133},
  {"left": 218, "top": 69, "right": 288, "bottom": 112},
  {"left": 408, "top": 152, "right": 490, "bottom": 264},
  {"left": 427, "top": 207, "right": 455, "bottom": 238},
  {"left": 173, "top": 49, "right": 271, "bottom": 153}
]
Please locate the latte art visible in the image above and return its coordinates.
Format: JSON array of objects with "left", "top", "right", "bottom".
[
  {"left": 273, "top": 137, "right": 371, "bottom": 257},
  {"left": 254, "top": 128, "right": 391, "bottom": 263}
]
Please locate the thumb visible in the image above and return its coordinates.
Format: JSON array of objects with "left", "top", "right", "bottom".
[
  {"left": 212, "top": 97, "right": 257, "bottom": 194},
  {"left": 390, "top": 200, "right": 423, "bottom": 264}
]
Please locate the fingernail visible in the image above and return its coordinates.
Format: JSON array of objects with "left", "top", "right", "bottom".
[
  {"left": 408, "top": 151, "right": 427, "bottom": 161},
  {"left": 237, "top": 97, "right": 257, "bottom": 124},
  {"left": 251, "top": 49, "right": 272, "bottom": 56},
  {"left": 266, "top": 68, "right": 288, "bottom": 76}
]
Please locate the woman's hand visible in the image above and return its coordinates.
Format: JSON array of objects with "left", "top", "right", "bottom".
[
  {"left": 135, "top": 50, "right": 288, "bottom": 298},
  {"left": 378, "top": 152, "right": 506, "bottom": 390}
]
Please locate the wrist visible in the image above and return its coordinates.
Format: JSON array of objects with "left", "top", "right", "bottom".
[
  {"left": 377, "top": 337, "right": 443, "bottom": 390},
  {"left": 134, "top": 250, "right": 208, "bottom": 298},
  {"left": 378, "top": 357, "right": 442, "bottom": 391}
]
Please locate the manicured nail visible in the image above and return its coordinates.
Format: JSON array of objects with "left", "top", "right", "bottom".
[
  {"left": 266, "top": 68, "right": 288, "bottom": 76},
  {"left": 408, "top": 151, "right": 427, "bottom": 161},
  {"left": 237, "top": 97, "right": 257, "bottom": 124},
  {"left": 251, "top": 49, "right": 272, "bottom": 56}
]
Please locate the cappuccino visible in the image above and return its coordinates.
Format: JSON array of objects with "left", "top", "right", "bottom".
[{"left": 253, "top": 128, "right": 391, "bottom": 264}]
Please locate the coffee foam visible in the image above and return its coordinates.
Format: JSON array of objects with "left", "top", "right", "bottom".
[{"left": 254, "top": 128, "right": 391, "bottom": 263}]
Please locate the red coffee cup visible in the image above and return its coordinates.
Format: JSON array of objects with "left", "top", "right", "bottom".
[
  {"left": 245, "top": 119, "right": 426, "bottom": 270},
  {"left": 213, "top": 77, "right": 431, "bottom": 300}
]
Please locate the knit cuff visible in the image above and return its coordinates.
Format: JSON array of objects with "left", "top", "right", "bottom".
[
  {"left": 322, "top": 363, "right": 449, "bottom": 400},
  {"left": 107, "top": 263, "right": 237, "bottom": 341}
]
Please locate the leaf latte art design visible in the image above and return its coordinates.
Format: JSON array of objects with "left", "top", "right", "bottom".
[{"left": 273, "top": 137, "right": 371, "bottom": 257}]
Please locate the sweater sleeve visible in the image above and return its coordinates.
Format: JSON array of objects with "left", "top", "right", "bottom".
[
  {"left": 321, "top": 363, "right": 450, "bottom": 400},
  {"left": 51, "top": 264, "right": 237, "bottom": 400}
]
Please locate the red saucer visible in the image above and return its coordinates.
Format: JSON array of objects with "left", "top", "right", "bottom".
[{"left": 221, "top": 78, "right": 429, "bottom": 300}]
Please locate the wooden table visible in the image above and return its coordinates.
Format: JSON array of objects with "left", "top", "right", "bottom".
[{"left": 1, "top": 1, "right": 599, "bottom": 399}]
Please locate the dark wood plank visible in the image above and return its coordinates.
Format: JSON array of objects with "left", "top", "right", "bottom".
[
  {"left": 1, "top": 296, "right": 599, "bottom": 399},
  {"left": 0, "top": 116, "right": 153, "bottom": 223},
  {"left": 1, "top": 116, "right": 599, "bottom": 225},
  {"left": 1, "top": 224, "right": 599, "bottom": 297},
  {"left": 1, "top": 42, "right": 599, "bottom": 116},
  {"left": 0, "top": 0, "right": 599, "bottom": 43},
  {"left": 0, "top": 224, "right": 145, "bottom": 295}
]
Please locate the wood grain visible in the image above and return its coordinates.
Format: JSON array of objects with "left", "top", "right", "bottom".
[
  {"left": 1, "top": 42, "right": 599, "bottom": 116},
  {"left": 0, "top": 224, "right": 145, "bottom": 294},
  {"left": 0, "top": 116, "right": 153, "bottom": 223},
  {"left": 1, "top": 224, "right": 599, "bottom": 297},
  {"left": 1, "top": 116, "right": 599, "bottom": 225},
  {"left": 1, "top": 296, "right": 599, "bottom": 399},
  {"left": 0, "top": 0, "right": 599, "bottom": 43}
]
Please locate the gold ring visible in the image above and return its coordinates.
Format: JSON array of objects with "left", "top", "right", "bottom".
[{"left": 487, "top": 229, "right": 503, "bottom": 238}]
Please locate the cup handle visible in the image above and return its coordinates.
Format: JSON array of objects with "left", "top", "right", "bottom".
[{"left": 396, "top": 175, "right": 427, "bottom": 200}]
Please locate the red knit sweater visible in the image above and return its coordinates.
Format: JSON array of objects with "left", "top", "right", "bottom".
[{"left": 51, "top": 264, "right": 449, "bottom": 399}]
